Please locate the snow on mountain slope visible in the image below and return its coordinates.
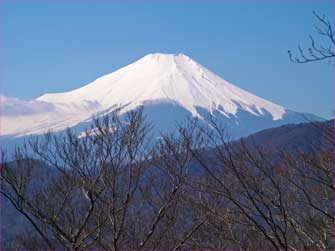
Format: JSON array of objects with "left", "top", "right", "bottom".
[
  {"left": 1, "top": 53, "right": 318, "bottom": 138},
  {"left": 37, "top": 53, "right": 285, "bottom": 120}
]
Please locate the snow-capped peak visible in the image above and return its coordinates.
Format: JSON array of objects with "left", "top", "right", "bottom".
[
  {"left": 37, "top": 53, "right": 285, "bottom": 120},
  {"left": 3, "top": 53, "right": 304, "bottom": 138}
]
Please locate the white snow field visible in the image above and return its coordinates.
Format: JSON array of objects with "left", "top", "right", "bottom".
[{"left": 1, "top": 53, "right": 320, "bottom": 139}]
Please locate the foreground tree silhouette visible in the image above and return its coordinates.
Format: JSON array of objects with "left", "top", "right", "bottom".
[
  {"left": 288, "top": 11, "right": 334, "bottom": 65},
  {"left": 0, "top": 109, "right": 202, "bottom": 249},
  {"left": 1, "top": 109, "right": 333, "bottom": 250},
  {"left": 179, "top": 118, "right": 334, "bottom": 250}
]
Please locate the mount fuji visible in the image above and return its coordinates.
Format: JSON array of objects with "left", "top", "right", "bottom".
[{"left": 1, "top": 53, "right": 321, "bottom": 144}]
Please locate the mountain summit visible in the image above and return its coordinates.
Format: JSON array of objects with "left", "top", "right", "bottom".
[
  {"left": 37, "top": 53, "right": 285, "bottom": 119},
  {"left": 2, "top": 53, "right": 321, "bottom": 138}
]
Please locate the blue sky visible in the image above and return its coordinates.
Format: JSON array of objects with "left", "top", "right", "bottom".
[{"left": 1, "top": 1, "right": 334, "bottom": 118}]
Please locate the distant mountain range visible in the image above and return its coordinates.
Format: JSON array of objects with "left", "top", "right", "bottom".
[
  {"left": 1, "top": 53, "right": 322, "bottom": 147},
  {"left": 240, "top": 119, "right": 333, "bottom": 154}
]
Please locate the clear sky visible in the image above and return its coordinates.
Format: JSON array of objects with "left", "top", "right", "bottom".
[{"left": 1, "top": 1, "right": 334, "bottom": 118}]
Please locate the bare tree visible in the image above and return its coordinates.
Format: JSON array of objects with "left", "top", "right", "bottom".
[
  {"left": 1, "top": 107, "right": 333, "bottom": 250},
  {"left": 177, "top": 116, "right": 334, "bottom": 250},
  {"left": 1, "top": 109, "right": 152, "bottom": 249},
  {"left": 0, "top": 109, "right": 205, "bottom": 250},
  {"left": 288, "top": 11, "right": 334, "bottom": 64}
]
